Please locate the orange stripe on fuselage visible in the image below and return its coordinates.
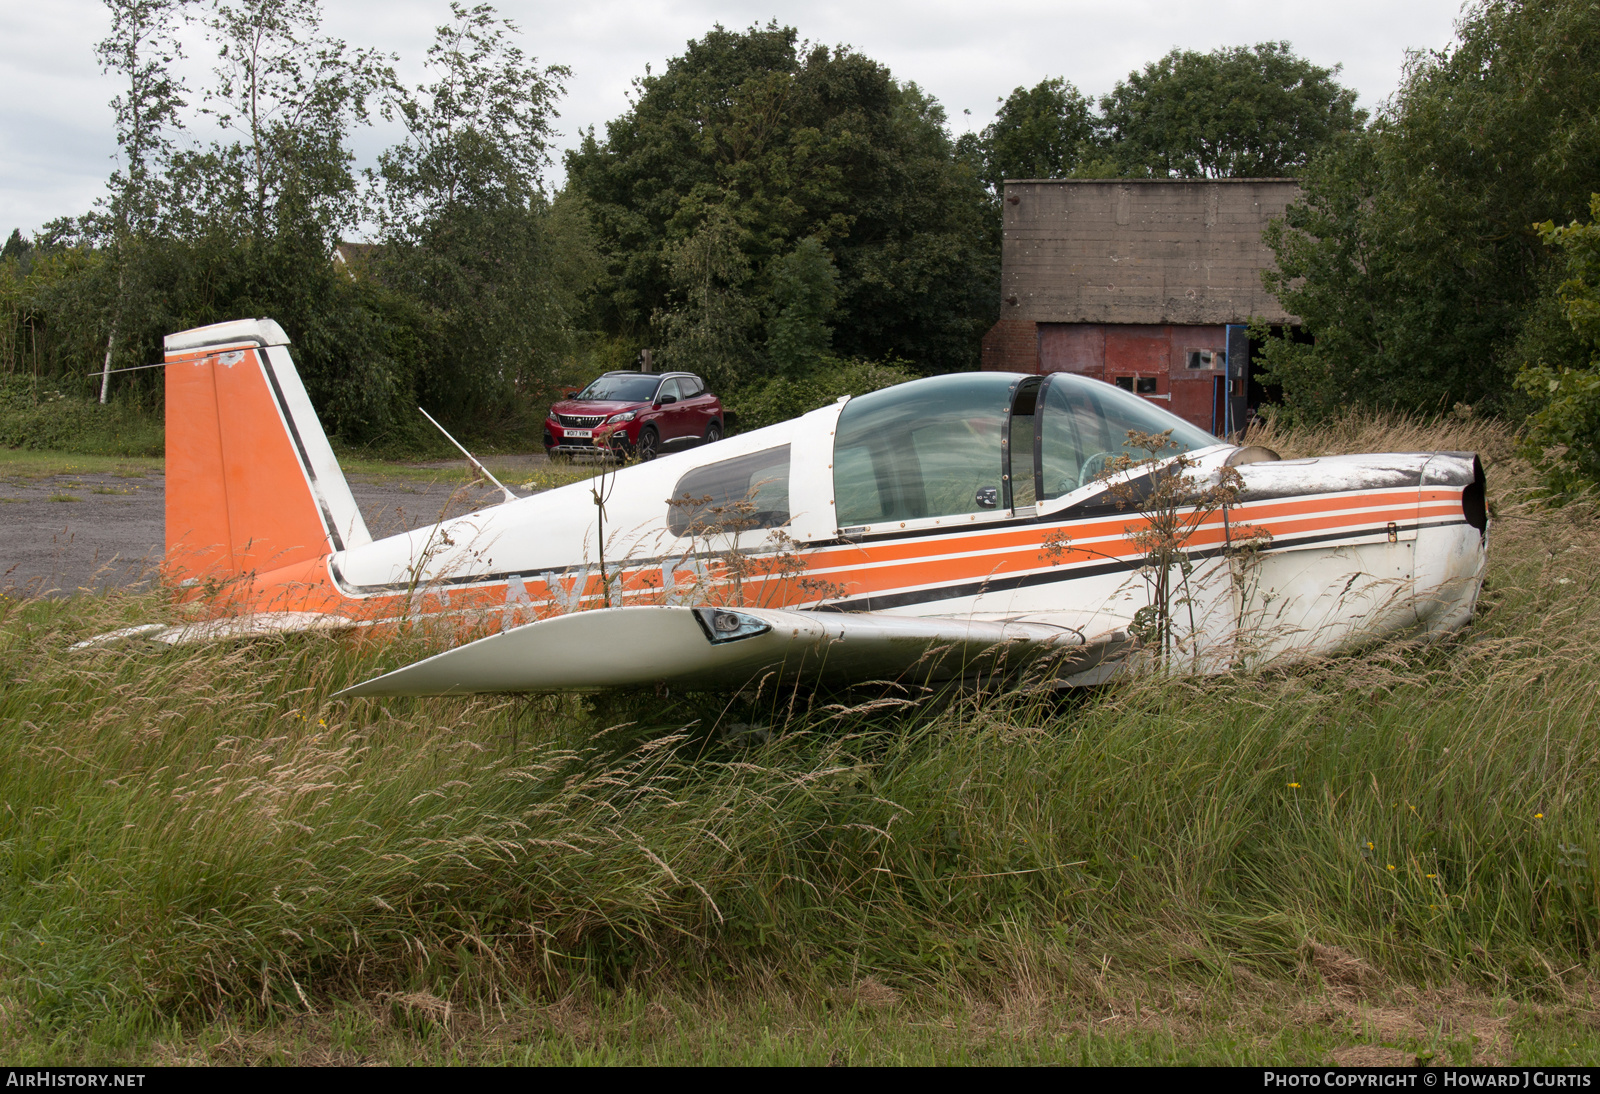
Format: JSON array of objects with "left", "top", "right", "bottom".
[{"left": 200, "top": 485, "right": 1467, "bottom": 631}]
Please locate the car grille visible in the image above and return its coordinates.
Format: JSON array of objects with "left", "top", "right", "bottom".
[{"left": 558, "top": 414, "right": 606, "bottom": 427}]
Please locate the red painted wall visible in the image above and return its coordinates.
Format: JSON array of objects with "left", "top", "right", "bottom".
[{"left": 985, "top": 320, "right": 1231, "bottom": 435}]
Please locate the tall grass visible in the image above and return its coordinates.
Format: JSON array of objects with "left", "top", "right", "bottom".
[{"left": 2, "top": 410, "right": 1596, "bottom": 1035}]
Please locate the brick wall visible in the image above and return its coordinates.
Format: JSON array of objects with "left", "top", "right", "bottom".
[{"left": 980, "top": 318, "right": 1039, "bottom": 373}]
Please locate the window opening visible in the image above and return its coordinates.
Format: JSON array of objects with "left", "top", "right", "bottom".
[
  {"left": 1114, "top": 376, "right": 1135, "bottom": 392},
  {"left": 1135, "top": 377, "right": 1159, "bottom": 394},
  {"left": 1034, "top": 374, "right": 1218, "bottom": 501},
  {"left": 834, "top": 374, "right": 1011, "bottom": 527},
  {"left": 1009, "top": 378, "right": 1040, "bottom": 509},
  {"left": 668, "top": 446, "right": 790, "bottom": 536}
]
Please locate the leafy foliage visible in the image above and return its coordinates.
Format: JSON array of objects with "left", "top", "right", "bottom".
[
  {"left": 765, "top": 236, "right": 838, "bottom": 377},
  {"left": 1099, "top": 43, "right": 1363, "bottom": 180},
  {"left": 956, "top": 78, "right": 1097, "bottom": 193},
  {"left": 191, "top": 0, "right": 388, "bottom": 241},
  {"left": 0, "top": 375, "right": 162, "bottom": 455},
  {"left": 370, "top": 2, "right": 580, "bottom": 425},
  {"left": 1, "top": 231, "right": 30, "bottom": 264},
  {"left": 652, "top": 204, "right": 759, "bottom": 391},
  {"left": 96, "top": 0, "right": 188, "bottom": 239},
  {"left": 5, "top": 0, "right": 594, "bottom": 450},
  {"left": 1516, "top": 195, "right": 1600, "bottom": 493},
  {"left": 956, "top": 46, "right": 1359, "bottom": 191},
  {"left": 1259, "top": 0, "right": 1600, "bottom": 418},
  {"left": 727, "top": 356, "right": 912, "bottom": 433},
  {"left": 565, "top": 24, "right": 997, "bottom": 382}
]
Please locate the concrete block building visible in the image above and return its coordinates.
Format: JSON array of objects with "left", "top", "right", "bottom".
[{"left": 981, "top": 179, "right": 1299, "bottom": 435}]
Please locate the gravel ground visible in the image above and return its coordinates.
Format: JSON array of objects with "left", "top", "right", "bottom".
[{"left": 0, "top": 464, "right": 526, "bottom": 597}]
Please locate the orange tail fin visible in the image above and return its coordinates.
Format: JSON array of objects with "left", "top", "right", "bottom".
[{"left": 164, "top": 319, "right": 370, "bottom": 585}]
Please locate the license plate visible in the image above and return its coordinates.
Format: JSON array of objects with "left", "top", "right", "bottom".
[{"left": 565, "top": 428, "right": 593, "bottom": 438}]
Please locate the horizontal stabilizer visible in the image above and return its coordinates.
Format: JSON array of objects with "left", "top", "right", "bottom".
[{"left": 337, "top": 606, "right": 1116, "bottom": 697}]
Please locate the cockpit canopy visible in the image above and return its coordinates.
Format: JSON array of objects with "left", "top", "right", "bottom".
[
  {"left": 833, "top": 372, "right": 1218, "bottom": 527},
  {"left": 665, "top": 372, "right": 1219, "bottom": 539}
]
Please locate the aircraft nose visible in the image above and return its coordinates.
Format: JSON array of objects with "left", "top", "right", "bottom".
[{"left": 1413, "top": 453, "right": 1489, "bottom": 634}]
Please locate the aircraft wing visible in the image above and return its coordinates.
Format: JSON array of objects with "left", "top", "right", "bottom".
[{"left": 337, "top": 605, "right": 1130, "bottom": 698}]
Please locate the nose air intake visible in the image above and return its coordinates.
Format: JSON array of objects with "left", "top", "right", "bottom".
[{"left": 1462, "top": 456, "right": 1488, "bottom": 533}]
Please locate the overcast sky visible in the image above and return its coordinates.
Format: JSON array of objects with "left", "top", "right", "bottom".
[{"left": 1, "top": 0, "right": 1469, "bottom": 238}]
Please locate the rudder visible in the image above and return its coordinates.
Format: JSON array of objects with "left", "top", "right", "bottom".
[{"left": 164, "top": 318, "right": 370, "bottom": 585}]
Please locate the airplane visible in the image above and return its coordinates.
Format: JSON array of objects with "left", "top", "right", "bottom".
[{"left": 85, "top": 317, "right": 1489, "bottom": 699}]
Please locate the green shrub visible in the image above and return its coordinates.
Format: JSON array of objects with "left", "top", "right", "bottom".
[
  {"left": 1516, "top": 194, "right": 1600, "bottom": 496},
  {"left": 726, "top": 358, "right": 914, "bottom": 433},
  {"left": 0, "top": 376, "right": 163, "bottom": 456}
]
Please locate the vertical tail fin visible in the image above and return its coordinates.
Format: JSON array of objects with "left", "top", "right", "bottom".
[{"left": 164, "top": 318, "right": 371, "bottom": 585}]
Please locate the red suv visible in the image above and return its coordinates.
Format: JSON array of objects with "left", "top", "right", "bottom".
[{"left": 545, "top": 371, "right": 725, "bottom": 461}]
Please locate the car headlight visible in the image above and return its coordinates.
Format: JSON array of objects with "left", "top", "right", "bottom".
[{"left": 608, "top": 410, "right": 637, "bottom": 423}]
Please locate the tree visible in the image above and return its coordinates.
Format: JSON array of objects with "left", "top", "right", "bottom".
[
  {"left": 96, "top": 0, "right": 188, "bottom": 238},
  {"left": 1516, "top": 194, "right": 1600, "bottom": 493},
  {"left": 765, "top": 235, "right": 838, "bottom": 376},
  {"left": 1, "top": 231, "right": 31, "bottom": 265},
  {"left": 653, "top": 203, "right": 759, "bottom": 389},
  {"left": 134, "top": 0, "right": 414, "bottom": 439},
  {"left": 372, "top": 1, "right": 578, "bottom": 422},
  {"left": 91, "top": 0, "right": 189, "bottom": 401},
  {"left": 191, "top": 0, "right": 389, "bottom": 241},
  {"left": 14, "top": 0, "right": 594, "bottom": 446},
  {"left": 957, "top": 78, "right": 1097, "bottom": 193},
  {"left": 1100, "top": 42, "right": 1363, "bottom": 179},
  {"left": 1258, "top": 1, "right": 1600, "bottom": 416},
  {"left": 375, "top": 2, "right": 565, "bottom": 226},
  {"left": 565, "top": 24, "right": 997, "bottom": 381}
]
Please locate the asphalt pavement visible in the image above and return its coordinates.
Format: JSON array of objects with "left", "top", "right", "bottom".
[{"left": 0, "top": 464, "right": 520, "bottom": 597}]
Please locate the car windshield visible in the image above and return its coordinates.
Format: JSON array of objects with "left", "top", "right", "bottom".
[{"left": 575, "top": 375, "right": 660, "bottom": 402}]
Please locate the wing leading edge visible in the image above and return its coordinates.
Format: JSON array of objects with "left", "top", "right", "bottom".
[{"left": 336, "top": 605, "right": 1129, "bottom": 697}]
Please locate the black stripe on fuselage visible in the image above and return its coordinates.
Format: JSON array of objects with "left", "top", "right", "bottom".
[
  {"left": 811, "top": 519, "right": 1469, "bottom": 614},
  {"left": 326, "top": 499, "right": 1469, "bottom": 606}
]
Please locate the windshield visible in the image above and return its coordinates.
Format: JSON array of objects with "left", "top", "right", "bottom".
[
  {"left": 830, "top": 372, "right": 1220, "bottom": 526},
  {"left": 1037, "top": 373, "right": 1219, "bottom": 500},
  {"left": 576, "top": 375, "right": 660, "bottom": 402}
]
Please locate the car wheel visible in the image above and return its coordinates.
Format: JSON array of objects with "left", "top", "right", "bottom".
[
  {"left": 637, "top": 426, "right": 660, "bottom": 461},
  {"left": 703, "top": 420, "right": 723, "bottom": 445}
]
